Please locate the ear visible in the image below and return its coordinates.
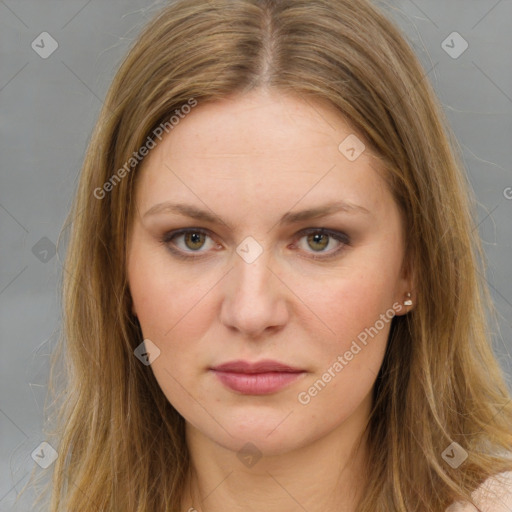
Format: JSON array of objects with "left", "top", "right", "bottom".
[
  {"left": 394, "top": 290, "right": 414, "bottom": 317},
  {"left": 393, "top": 255, "right": 415, "bottom": 317}
]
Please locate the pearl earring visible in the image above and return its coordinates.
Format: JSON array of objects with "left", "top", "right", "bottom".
[{"left": 403, "top": 292, "right": 413, "bottom": 307}]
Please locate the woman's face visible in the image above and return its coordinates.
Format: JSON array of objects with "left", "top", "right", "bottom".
[{"left": 127, "top": 89, "right": 411, "bottom": 456}]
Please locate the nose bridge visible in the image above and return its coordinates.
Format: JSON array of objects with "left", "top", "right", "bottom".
[
  {"left": 236, "top": 244, "right": 272, "bottom": 293},
  {"left": 220, "top": 236, "right": 288, "bottom": 336},
  {"left": 232, "top": 237, "right": 276, "bottom": 305}
]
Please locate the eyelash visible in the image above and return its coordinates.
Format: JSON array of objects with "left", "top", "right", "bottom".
[{"left": 159, "top": 228, "right": 351, "bottom": 261}]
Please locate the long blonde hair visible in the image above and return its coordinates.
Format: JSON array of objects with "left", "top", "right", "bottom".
[{"left": 21, "top": 0, "right": 512, "bottom": 510}]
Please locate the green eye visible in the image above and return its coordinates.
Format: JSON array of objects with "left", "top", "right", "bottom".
[
  {"left": 161, "top": 228, "right": 214, "bottom": 258},
  {"left": 161, "top": 228, "right": 350, "bottom": 260},
  {"left": 295, "top": 228, "right": 350, "bottom": 260},
  {"left": 306, "top": 232, "right": 330, "bottom": 251},
  {"left": 182, "top": 231, "right": 207, "bottom": 251}
]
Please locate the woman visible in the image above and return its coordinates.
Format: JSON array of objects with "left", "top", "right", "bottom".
[{"left": 26, "top": 0, "right": 512, "bottom": 510}]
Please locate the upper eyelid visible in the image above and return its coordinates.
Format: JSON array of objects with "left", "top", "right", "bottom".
[{"left": 164, "top": 227, "right": 348, "bottom": 242}]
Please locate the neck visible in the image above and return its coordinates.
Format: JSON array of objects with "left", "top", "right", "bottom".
[{"left": 181, "top": 405, "right": 371, "bottom": 512}]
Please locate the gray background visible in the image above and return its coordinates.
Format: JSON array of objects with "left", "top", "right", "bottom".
[{"left": 1, "top": 0, "right": 511, "bottom": 509}]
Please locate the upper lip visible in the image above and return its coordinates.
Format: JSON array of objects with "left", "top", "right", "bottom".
[{"left": 210, "top": 359, "right": 304, "bottom": 374}]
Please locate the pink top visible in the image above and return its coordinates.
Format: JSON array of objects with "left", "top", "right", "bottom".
[{"left": 446, "top": 471, "right": 512, "bottom": 511}]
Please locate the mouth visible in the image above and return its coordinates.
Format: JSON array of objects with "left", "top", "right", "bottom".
[{"left": 209, "top": 359, "right": 306, "bottom": 395}]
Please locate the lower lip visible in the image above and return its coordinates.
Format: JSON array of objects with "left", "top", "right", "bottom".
[{"left": 211, "top": 370, "right": 305, "bottom": 395}]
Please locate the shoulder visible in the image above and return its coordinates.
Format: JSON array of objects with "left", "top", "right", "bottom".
[{"left": 446, "top": 471, "right": 512, "bottom": 512}]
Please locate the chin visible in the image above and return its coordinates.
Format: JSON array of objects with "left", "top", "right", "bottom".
[{"left": 192, "top": 408, "right": 315, "bottom": 457}]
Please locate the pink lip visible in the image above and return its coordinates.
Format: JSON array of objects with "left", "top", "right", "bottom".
[{"left": 210, "top": 360, "right": 306, "bottom": 395}]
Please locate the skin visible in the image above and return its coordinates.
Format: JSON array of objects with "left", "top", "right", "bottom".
[{"left": 127, "top": 88, "right": 413, "bottom": 512}]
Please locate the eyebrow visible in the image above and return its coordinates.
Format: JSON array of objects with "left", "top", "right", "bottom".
[{"left": 142, "top": 200, "right": 371, "bottom": 229}]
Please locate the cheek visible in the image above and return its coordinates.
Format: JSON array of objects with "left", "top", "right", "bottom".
[
  {"left": 128, "top": 238, "right": 212, "bottom": 339},
  {"left": 127, "top": 247, "right": 215, "bottom": 408},
  {"left": 294, "top": 274, "right": 393, "bottom": 417},
  {"left": 289, "top": 266, "right": 398, "bottom": 415},
  {"left": 294, "top": 265, "right": 396, "bottom": 348}
]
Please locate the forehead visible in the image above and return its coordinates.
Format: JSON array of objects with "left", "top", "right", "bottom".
[
  {"left": 135, "top": 89, "right": 393, "bottom": 224},
  {"left": 150, "top": 89, "right": 368, "bottom": 159}
]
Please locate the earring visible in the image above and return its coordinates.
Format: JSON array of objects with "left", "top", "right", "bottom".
[{"left": 403, "top": 292, "right": 413, "bottom": 307}]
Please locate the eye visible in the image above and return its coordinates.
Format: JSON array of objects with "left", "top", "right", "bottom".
[
  {"left": 160, "top": 228, "right": 350, "bottom": 260},
  {"left": 293, "top": 228, "right": 350, "bottom": 260},
  {"left": 160, "top": 228, "right": 216, "bottom": 258}
]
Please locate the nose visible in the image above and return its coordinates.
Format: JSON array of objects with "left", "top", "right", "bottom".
[{"left": 219, "top": 244, "right": 289, "bottom": 339}]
